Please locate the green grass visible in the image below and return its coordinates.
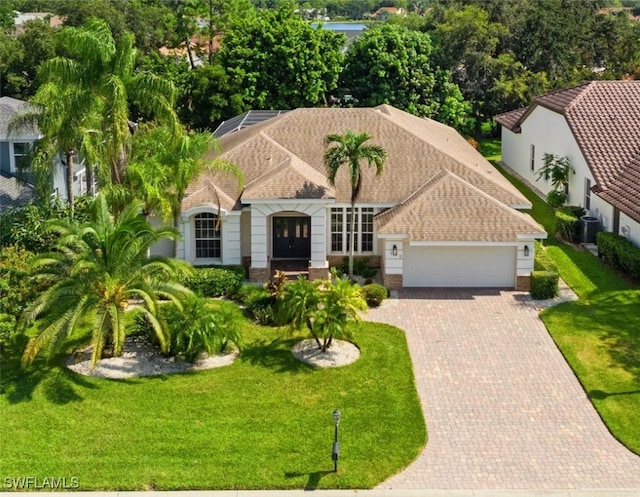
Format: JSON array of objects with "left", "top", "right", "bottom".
[
  {"left": 485, "top": 144, "right": 640, "bottom": 454},
  {"left": 0, "top": 306, "right": 425, "bottom": 490}
]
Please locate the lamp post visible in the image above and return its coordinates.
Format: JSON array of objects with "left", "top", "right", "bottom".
[{"left": 332, "top": 409, "right": 341, "bottom": 472}]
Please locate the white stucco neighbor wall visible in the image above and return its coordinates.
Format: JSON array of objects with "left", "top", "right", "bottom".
[
  {"left": 619, "top": 212, "right": 640, "bottom": 246},
  {"left": 498, "top": 106, "right": 635, "bottom": 235},
  {"left": 502, "top": 107, "right": 594, "bottom": 207}
]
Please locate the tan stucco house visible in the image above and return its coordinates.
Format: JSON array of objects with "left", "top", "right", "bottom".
[{"left": 177, "top": 105, "right": 546, "bottom": 289}]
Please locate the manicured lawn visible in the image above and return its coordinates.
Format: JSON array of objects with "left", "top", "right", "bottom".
[
  {"left": 0, "top": 305, "right": 425, "bottom": 490},
  {"left": 487, "top": 146, "right": 640, "bottom": 454}
]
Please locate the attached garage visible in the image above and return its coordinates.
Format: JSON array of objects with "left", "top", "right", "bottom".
[{"left": 402, "top": 245, "right": 517, "bottom": 288}]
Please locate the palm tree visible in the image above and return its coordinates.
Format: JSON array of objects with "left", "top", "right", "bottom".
[
  {"left": 39, "top": 17, "right": 180, "bottom": 186},
  {"left": 324, "top": 129, "right": 387, "bottom": 279},
  {"left": 19, "top": 194, "right": 192, "bottom": 369},
  {"left": 8, "top": 83, "right": 101, "bottom": 206},
  {"left": 122, "top": 125, "right": 244, "bottom": 256},
  {"left": 283, "top": 273, "right": 367, "bottom": 352}
]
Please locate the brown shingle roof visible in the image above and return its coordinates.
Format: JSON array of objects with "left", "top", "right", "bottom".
[
  {"left": 183, "top": 106, "right": 536, "bottom": 239},
  {"left": 376, "top": 170, "right": 545, "bottom": 242},
  {"left": 495, "top": 81, "right": 640, "bottom": 223}
]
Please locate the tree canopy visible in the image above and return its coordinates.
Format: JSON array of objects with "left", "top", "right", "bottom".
[
  {"left": 218, "top": 5, "right": 345, "bottom": 110},
  {"left": 340, "top": 24, "right": 473, "bottom": 133}
]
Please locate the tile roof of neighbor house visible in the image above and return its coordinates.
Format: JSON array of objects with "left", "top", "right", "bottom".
[
  {"left": 184, "top": 105, "right": 540, "bottom": 242},
  {"left": 0, "top": 173, "right": 34, "bottom": 212},
  {"left": 494, "top": 81, "right": 640, "bottom": 223}
]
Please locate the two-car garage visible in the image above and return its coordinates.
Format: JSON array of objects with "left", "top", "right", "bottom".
[{"left": 402, "top": 245, "right": 517, "bottom": 288}]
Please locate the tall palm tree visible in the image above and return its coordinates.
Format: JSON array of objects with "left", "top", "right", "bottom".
[
  {"left": 324, "top": 129, "right": 387, "bottom": 279},
  {"left": 8, "top": 83, "right": 101, "bottom": 206},
  {"left": 39, "top": 17, "right": 181, "bottom": 186},
  {"left": 19, "top": 194, "right": 192, "bottom": 369}
]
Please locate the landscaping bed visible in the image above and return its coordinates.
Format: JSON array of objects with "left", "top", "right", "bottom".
[{"left": 0, "top": 304, "right": 425, "bottom": 490}]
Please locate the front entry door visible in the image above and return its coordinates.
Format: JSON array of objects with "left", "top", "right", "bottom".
[{"left": 273, "top": 217, "right": 311, "bottom": 259}]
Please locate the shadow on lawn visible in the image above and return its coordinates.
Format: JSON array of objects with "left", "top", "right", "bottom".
[
  {"left": 589, "top": 389, "right": 640, "bottom": 400},
  {"left": 284, "top": 470, "right": 334, "bottom": 490},
  {"left": 1, "top": 336, "right": 98, "bottom": 405},
  {"left": 239, "top": 336, "right": 313, "bottom": 373}
]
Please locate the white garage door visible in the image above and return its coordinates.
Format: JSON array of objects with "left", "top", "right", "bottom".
[{"left": 403, "top": 245, "right": 516, "bottom": 288}]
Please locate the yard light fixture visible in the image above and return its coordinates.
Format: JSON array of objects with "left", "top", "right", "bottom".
[
  {"left": 392, "top": 244, "right": 398, "bottom": 257},
  {"left": 524, "top": 245, "right": 530, "bottom": 257},
  {"left": 332, "top": 409, "right": 341, "bottom": 472}
]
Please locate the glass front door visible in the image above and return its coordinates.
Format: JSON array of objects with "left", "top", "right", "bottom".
[{"left": 273, "top": 217, "right": 311, "bottom": 259}]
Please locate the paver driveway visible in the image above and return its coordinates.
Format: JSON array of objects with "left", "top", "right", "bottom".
[{"left": 366, "top": 288, "right": 640, "bottom": 490}]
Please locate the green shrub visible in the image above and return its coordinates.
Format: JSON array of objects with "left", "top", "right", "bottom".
[
  {"left": 362, "top": 283, "right": 388, "bottom": 307},
  {"left": 546, "top": 190, "right": 567, "bottom": 208},
  {"left": 165, "top": 296, "right": 242, "bottom": 362},
  {"left": 0, "top": 313, "right": 18, "bottom": 354},
  {"left": 0, "top": 246, "right": 44, "bottom": 317},
  {"left": 555, "top": 209, "right": 580, "bottom": 242},
  {"left": 597, "top": 232, "right": 640, "bottom": 280},
  {"left": 530, "top": 271, "right": 559, "bottom": 299},
  {"left": 181, "top": 266, "right": 245, "bottom": 297},
  {"left": 533, "top": 241, "right": 557, "bottom": 272},
  {"left": 236, "top": 284, "right": 280, "bottom": 325},
  {"left": 339, "top": 257, "right": 377, "bottom": 279}
]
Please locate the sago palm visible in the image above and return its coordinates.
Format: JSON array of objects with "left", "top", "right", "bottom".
[
  {"left": 19, "top": 194, "right": 192, "bottom": 368},
  {"left": 324, "top": 129, "right": 386, "bottom": 279}
]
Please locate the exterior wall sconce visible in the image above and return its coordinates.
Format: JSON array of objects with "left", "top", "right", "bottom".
[
  {"left": 524, "top": 245, "right": 530, "bottom": 257},
  {"left": 392, "top": 244, "right": 398, "bottom": 256}
]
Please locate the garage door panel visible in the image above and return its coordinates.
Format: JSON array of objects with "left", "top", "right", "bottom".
[{"left": 403, "top": 246, "right": 516, "bottom": 287}]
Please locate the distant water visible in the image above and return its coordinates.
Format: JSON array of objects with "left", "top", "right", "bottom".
[{"left": 312, "top": 22, "right": 367, "bottom": 31}]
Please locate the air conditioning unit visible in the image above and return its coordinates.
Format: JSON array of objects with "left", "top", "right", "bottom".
[{"left": 621, "top": 225, "right": 630, "bottom": 239}]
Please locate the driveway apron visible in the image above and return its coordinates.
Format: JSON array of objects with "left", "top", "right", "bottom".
[{"left": 366, "top": 288, "right": 640, "bottom": 489}]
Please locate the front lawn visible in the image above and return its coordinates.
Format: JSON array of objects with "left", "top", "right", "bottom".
[
  {"left": 490, "top": 149, "right": 640, "bottom": 454},
  {"left": 0, "top": 306, "right": 425, "bottom": 490}
]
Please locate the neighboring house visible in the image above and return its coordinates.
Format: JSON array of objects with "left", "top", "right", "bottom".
[
  {"left": 369, "top": 7, "right": 405, "bottom": 19},
  {"left": 13, "top": 11, "right": 65, "bottom": 35},
  {"left": 0, "top": 173, "right": 33, "bottom": 213},
  {"left": 177, "top": 105, "right": 545, "bottom": 289},
  {"left": 0, "top": 96, "right": 84, "bottom": 203},
  {"left": 495, "top": 81, "right": 640, "bottom": 246}
]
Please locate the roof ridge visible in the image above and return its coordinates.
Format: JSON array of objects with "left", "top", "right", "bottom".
[
  {"left": 376, "top": 169, "right": 450, "bottom": 229},
  {"left": 564, "top": 81, "right": 595, "bottom": 113}
]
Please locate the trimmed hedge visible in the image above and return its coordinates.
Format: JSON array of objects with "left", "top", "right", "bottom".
[
  {"left": 531, "top": 271, "right": 559, "bottom": 299},
  {"left": 534, "top": 241, "right": 556, "bottom": 272},
  {"left": 362, "top": 283, "right": 388, "bottom": 307},
  {"left": 555, "top": 205, "right": 585, "bottom": 243},
  {"left": 596, "top": 232, "right": 640, "bottom": 280},
  {"left": 181, "top": 266, "right": 246, "bottom": 298},
  {"left": 531, "top": 242, "right": 559, "bottom": 299}
]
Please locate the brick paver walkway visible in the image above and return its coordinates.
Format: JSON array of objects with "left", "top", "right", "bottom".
[{"left": 366, "top": 288, "right": 640, "bottom": 489}]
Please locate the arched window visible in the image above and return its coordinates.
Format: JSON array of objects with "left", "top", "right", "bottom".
[{"left": 194, "top": 213, "right": 221, "bottom": 259}]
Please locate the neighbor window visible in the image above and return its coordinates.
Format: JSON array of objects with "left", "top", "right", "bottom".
[
  {"left": 330, "top": 207, "right": 375, "bottom": 254},
  {"left": 530, "top": 144, "right": 535, "bottom": 172},
  {"left": 12, "top": 142, "right": 30, "bottom": 172},
  {"left": 584, "top": 178, "right": 591, "bottom": 211},
  {"left": 194, "top": 213, "right": 221, "bottom": 259}
]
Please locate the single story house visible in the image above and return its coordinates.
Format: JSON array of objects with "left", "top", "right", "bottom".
[
  {"left": 495, "top": 81, "right": 640, "bottom": 246},
  {"left": 178, "top": 105, "right": 546, "bottom": 289}
]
